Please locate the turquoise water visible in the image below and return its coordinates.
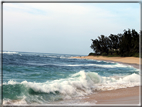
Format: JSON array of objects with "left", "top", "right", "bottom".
[{"left": 2, "top": 51, "right": 140, "bottom": 105}]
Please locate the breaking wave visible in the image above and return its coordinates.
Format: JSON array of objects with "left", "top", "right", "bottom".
[{"left": 3, "top": 70, "right": 140, "bottom": 105}]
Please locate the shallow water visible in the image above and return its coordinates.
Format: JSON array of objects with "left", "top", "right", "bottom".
[{"left": 2, "top": 51, "right": 140, "bottom": 105}]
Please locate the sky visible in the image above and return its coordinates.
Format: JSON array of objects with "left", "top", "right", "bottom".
[{"left": 3, "top": 2, "right": 140, "bottom": 55}]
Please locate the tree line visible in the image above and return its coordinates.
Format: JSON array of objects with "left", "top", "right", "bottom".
[{"left": 90, "top": 29, "right": 140, "bottom": 57}]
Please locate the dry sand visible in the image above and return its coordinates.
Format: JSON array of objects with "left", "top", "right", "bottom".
[{"left": 71, "top": 56, "right": 141, "bottom": 105}]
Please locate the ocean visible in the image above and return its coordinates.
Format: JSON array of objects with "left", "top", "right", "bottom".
[{"left": 2, "top": 51, "right": 140, "bottom": 105}]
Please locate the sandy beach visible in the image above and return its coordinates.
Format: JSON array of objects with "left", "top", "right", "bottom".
[
  {"left": 83, "top": 86, "right": 140, "bottom": 105},
  {"left": 71, "top": 56, "right": 141, "bottom": 105},
  {"left": 71, "top": 56, "right": 140, "bottom": 64},
  {"left": 71, "top": 56, "right": 140, "bottom": 69}
]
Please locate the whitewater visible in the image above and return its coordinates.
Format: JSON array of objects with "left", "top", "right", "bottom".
[{"left": 2, "top": 51, "right": 140, "bottom": 105}]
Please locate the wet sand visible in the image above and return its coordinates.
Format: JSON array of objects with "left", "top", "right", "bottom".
[{"left": 83, "top": 86, "right": 140, "bottom": 105}]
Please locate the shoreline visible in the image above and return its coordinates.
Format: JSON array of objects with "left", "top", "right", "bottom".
[
  {"left": 70, "top": 56, "right": 141, "bottom": 105},
  {"left": 71, "top": 56, "right": 140, "bottom": 69}
]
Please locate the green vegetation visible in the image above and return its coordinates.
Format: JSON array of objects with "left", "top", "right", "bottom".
[{"left": 90, "top": 29, "right": 140, "bottom": 57}]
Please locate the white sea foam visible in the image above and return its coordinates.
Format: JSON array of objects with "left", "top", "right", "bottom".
[
  {"left": 63, "top": 63, "right": 132, "bottom": 68},
  {"left": 3, "top": 80, "right": 18, "bottom": 85},
  {"left": 46, "top": 55, "right": 57, "bottom": 58},
  {"left": 27, "top": 61, "right": 133, "bottom": 69},
  {"left": 3, "top": 51, "right": 18, "bottom": 55},
  {"left": 96, "top": 60, "right": 101, "bottom": 62},
  {"left": 7, "top": 80, "right": 18, "bottom": 85},
  {"left": 3, "top": 96, "right": 27, "bottom": 105},
  {"left": 18, "top": 71, "right": 98, "bottom": 101},
  {"left": 97, "top": 73, "right": 140, "bottom": 91},
  {"left": 60, "top": 56, "right": 69, "bottom": 59},
  {"left": 5, "top": 70, "right": 140, "bottom": 97}
]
